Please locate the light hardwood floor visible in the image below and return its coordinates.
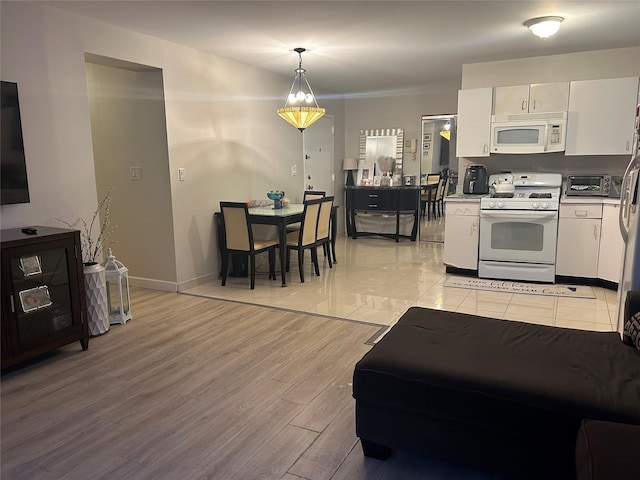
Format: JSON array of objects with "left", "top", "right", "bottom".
[{"left": 1, "top": 287, "right": 494, "bottom": 480}]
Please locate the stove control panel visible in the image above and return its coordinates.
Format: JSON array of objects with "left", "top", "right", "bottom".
[{"left": 532, "top": 202, "right": 551, "bottom": 209}]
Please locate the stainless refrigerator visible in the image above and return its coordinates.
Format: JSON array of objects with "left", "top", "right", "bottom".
[{"left": 617, "top": 102, "right": 640, "bottom": 339}]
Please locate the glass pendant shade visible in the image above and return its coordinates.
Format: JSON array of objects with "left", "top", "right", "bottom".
[
  {"left": 277, "top": 106, "right": 325, "bottom": 132},
  {"left": 278, "top": 47, "right": 325, "bottom": 132}
]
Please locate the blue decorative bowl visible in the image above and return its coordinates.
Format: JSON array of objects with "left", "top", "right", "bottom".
[{"left": 267, "top": 190, "right": 285, "bottom": 209}]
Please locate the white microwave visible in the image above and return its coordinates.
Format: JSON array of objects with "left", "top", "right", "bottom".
[{"left": 490, "top": 111, "right": 567, "bottom": 154}]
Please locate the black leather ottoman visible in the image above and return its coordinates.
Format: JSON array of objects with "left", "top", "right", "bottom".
[
  {"left": 352, "top": 307, "right": 640, "bottom": 479},
  {"left": 575, "top": 419, "right": 640, "bottom": 480}
]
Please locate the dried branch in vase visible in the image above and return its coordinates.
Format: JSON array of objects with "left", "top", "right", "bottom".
[{"left": 57, "top": 188, "right": 117, "bottom": 264}]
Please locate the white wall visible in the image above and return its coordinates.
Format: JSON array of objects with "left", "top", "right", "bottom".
[
  {"left": 86, "top": 61, "right": 177, "bottom": 286},
  {"left": 344, "top": 83, "right": 460, "bottom": 179},
  {"left": 462, "top": 47, "right": 640, "bottom": 89},
  {"left": 0, "top": 2, "right": 346, "bottom": 290}
]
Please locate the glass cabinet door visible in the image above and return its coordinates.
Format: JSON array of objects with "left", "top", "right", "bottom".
[{"left": 9, "top": 247, "right": 75, "bottom": 349}]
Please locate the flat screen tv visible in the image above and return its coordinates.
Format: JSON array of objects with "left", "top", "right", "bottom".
[{"left": 1, "top": 80, "right": 30, "bottom": 205}]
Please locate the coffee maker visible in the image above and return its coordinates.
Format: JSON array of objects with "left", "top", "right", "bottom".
[{"left": 463, "top": 164, "right": 488, "bottom": 194}]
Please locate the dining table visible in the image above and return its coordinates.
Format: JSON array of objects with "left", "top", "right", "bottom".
[{"left": 245, "top": 203, "right": 338, "bottom": 287}]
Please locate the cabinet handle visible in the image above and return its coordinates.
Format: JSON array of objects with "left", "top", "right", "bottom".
[
  {"left": 575, "top": 209, "right": 588, "bottom": 217},
  {"left": 483, "top": 144, "right": 488, "bottom": 153},
  {"left": 594, "top": 224, "right": 599, "bottom": 239},
  {"left": 369, "top": 194, "right": 378, "bottom": 198},
  {"left": 368, "top": 204, "right": 378, "bottom": 208},
  {"left": 626, "top": 141, "right": 630, "bottom": 152},
  {"left": 10, "top": 294, "right": 15, "bottom": 313},
  {"left": 522, "top": 100, "right": 527, "bottom": 111}
]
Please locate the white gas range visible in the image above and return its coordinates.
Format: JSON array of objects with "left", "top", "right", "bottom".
[{"left": 479, "top": 173, "right": 562, "bottom": 283}]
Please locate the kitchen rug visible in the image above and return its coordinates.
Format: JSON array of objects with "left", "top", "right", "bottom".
[{"left": 444, "top": 276, "right": 596, "bottom": 298}]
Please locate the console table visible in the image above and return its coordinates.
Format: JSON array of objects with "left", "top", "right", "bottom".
[{"left": 345, "top": 186, "right": 420, "bottom": 242}]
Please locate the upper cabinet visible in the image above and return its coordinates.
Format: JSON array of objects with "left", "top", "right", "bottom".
[
  {"left": 565, "top": 77, "right": 639, "bottom": 156},
  {"left": 457, "top": 87, "right": 492, "bottom": 157},
  {"left": 493, "top": 82, "right": 569, "bottom": 115}
]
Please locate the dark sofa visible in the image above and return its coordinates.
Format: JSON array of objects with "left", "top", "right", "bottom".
[{"left": 352, "top": 307, "right": 640, "bottom": 479}]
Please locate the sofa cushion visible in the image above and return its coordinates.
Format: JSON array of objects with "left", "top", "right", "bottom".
[
  {"left": 575, "top": 419, "right": 640, "bottom": 480},
  {"left": 624, "top": 290, "right": 640, "bottom": 349}
]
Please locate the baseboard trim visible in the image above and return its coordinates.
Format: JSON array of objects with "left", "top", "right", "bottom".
[
  {"left": 177, "top": 273, "right": 218, "bottom": 292},
  {"left": 555, "top": 275, "right": 618, "bottom": 291},
  {"left": 129, "top": 276, "right": 178, "bottom": 292},
  {"left": 445, "top": 266, "right": 478, "bottom": 277}
]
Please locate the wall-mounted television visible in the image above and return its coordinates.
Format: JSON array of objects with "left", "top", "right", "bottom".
[{"left": 1, "top": 80, "right": 30, "bottom": 205}]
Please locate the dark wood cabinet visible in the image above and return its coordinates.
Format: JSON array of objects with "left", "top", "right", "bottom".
[
  {"left": 1, "top": 226, "right": 88, "bottom": 369},
  {"left": 345, "top": 187, "right": 420, "bottom": 242}
]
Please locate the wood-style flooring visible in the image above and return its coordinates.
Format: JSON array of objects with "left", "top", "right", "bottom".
[{"left": 1, "top": 287, "right": 493, "bottom": 480}]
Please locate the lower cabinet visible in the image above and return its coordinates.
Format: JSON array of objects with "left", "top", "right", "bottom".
[
  {"left": 556, "top": 200, "right": 624, "bottom": 284},
  {"left": 556, "top": 203, "right": 602, "bottom": 278},
  {"left": 1, "top": 226, "right": 88, "bottom": 369},
  {"left": 597, "top": 203, "right": 624, "bottom": 283},
  {"left": 444, "top": 200, "right": 480, "bottom": 270}
]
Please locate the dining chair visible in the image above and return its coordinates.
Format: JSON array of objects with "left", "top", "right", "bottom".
[
  {"left": 316, "top": 196, "right": 335, "bottom": 269},
  {"left": 304, "top": 190, "right": 326, "bottom": 201},
  {"left": 219, "top": 201, "right": 279, "bottom": 289},
  {"left": 420, "top": 189, "right": 430, "bottom": 218},
  {"left": 285, "top": 197, "right": 322, "bottom": 283},
  {"left": 421, "top": 174, "right": 440, "bottom": 218},
  {"left": 435, "top": 171, "right": 449, "bottom": 217},
  {"left": 426, "top": 173, "right": 440, "bottom": 184},
  {"left": 287, "top": 190, "right": 326, "bottom": 233}
]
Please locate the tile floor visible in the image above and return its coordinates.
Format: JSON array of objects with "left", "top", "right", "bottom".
[{"left": 184, "top": 234, "right": 620, "bottom": 334}]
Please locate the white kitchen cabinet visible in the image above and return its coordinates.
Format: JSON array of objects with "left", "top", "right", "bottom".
[
  {"left": 457, "top": 88, "right": 492, "bottom": 157},
  {"left": 444, "top": 200, "right": 480, "bottom": 270},
  {"left": 493, "top": 82, "right": 569, "bottom": 115},
  {"left": 598, "top": 202, "right": 624, "bottom": 283},
  {"left": 556, "top": 203, "right": 602, "bottom": 278},
  {"left": 565, "top": 77, "right": 639, "bottom": 156}
]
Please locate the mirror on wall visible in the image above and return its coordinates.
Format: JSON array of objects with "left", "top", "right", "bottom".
[
  {"left": 357, "top": 128, "right": 404, "bottom": 186},
  {"left": 419, "top": 115, "right": 457, "bottom": 243}
]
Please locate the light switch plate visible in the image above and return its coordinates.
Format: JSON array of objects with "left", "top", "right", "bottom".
[
  {"left": 130, "top": 166, "right": 142, "bottom": 181},
  {"left": 178, "top": 168, "right": 186, "bottom": 182}
]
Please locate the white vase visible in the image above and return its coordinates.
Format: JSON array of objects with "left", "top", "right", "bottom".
[{"left": 83, "top": 262, "right": 110, "bottom": 336}]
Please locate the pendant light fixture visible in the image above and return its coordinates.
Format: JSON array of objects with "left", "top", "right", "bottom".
[
  {"left": 440, "top": 120, "right": 451, "bottom": 141},
  {"left": 277, "top": 47, "right": 325, "bottom": 132}
]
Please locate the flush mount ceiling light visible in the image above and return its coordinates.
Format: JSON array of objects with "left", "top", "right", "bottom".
[
  {"left": 525, "top": 16, "right": 564, "bottom": 39},
  {"left": 277, "top": 47, "right": 325, "bottom": 132}
]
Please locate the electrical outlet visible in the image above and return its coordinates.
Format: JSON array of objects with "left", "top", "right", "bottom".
[
  {"left": 178, "top": 168, "right": 186, "bottom": 182},
  {"left": 130, "top": 166, "right": 142, "bottom": 181},
  {"left": 291, "top": 165, "right": 297, "bottom": 176}
]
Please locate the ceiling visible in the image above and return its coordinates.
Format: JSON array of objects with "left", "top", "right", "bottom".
[{"left": 46, "top": 1, "right": 640, "bottom": 97}]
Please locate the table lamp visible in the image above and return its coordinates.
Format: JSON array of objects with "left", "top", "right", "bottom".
[{"left": 343, "top": 158, "right": 358, "bottom": 186}]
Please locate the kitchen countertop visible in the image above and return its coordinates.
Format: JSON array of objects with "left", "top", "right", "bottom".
[
  {"left": 445, "top": 193, "right": 486, "bottom": 201},
  {"left": 444, "top": 194, "right": 622, "bottom": 204}
]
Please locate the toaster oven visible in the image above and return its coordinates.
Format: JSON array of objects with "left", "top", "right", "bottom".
[{"left": 565, "top": 175, "right": 612, "bottom": 197}]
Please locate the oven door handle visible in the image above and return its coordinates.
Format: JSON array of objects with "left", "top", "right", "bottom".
[{"left": 481, "top": 210, "right": 558, "bottom": 220}]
